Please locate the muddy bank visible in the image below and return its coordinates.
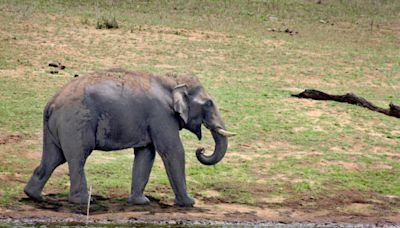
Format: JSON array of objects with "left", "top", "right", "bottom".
[{"left": 1, "top": 195, "right": 399, "bottom": 228}]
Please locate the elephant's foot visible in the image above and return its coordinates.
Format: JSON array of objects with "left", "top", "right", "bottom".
[
  {"left": 174, "top": 196, "right": 195, "bottom": 207},
  {"left": 128, "top": 194, "right": 150, "bottom": 205},
  {"left": 23, "top": 186, "right": 43, "bottom": 202},
  {"left": 68, "top": 193, "right": 89, "bottom": 204}
]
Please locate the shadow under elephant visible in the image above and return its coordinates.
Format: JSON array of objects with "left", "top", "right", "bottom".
[{"left": 20, "top": 194, "right": 210, "bottom": 215}]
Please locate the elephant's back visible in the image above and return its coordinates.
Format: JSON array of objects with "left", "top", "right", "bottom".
[{"left": 48, "top": 68, "right": 159, "bottom": 109}]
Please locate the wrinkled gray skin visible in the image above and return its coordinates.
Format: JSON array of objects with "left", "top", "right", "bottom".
[{"left": 24, "top": 69, "right": 232, "bottom": 207}]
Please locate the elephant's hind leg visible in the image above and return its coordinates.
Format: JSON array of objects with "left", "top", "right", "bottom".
[
  {"left": 59, "top": 126, "right": 95, "bottom": 204},
  {"left": 62, "top": 142, "right": 93, "bottom": 204},
  {"left": 24, "top": 134, "right": 66, "bottom": 201},
  {"left": 128, "top": 144, "right": 156, "bottom": 205}
]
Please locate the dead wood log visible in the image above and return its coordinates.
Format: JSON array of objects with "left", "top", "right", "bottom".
[{"left": 292, "top": 89, "right": 400, "bottom": 118}]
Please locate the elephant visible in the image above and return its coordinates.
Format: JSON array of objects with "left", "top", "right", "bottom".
[{"left": 24, "top": 68, "right": 236, "bottom": 207}]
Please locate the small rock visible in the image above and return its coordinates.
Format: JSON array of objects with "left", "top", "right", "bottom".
[
  {"left": 284, "top": 28, "right": 294, "bottom": 34},
  {"left": 50, "top": 70, "right": 59, "bottom": 74},
  {"left": 48, "top": 62, "right": 59, "bottom": 68},
  {"left": 74, "top": 74, "right": 79, "bottom": 77},
  {"left": 48, "top": 62, "right": 66, "bottom": 70}
]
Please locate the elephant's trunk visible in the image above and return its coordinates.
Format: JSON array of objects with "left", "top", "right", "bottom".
[{"left": 195, "top": 129, "right": 229, "bottom": 166}]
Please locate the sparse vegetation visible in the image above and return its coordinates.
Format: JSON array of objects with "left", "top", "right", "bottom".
[
  {"left": 96, "top": 16, "right": 119, "bottom": 29},
  {"left": 0, "top": 0, "right": 399, "bottom": 224}
]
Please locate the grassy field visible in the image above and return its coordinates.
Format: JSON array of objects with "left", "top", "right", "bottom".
[{"left": 0, "top": 0, "right": 399, "bottom": 222}]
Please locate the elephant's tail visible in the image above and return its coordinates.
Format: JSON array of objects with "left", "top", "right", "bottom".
[{"left": 43, "top": 103, "right": 62, "bottom": 149}]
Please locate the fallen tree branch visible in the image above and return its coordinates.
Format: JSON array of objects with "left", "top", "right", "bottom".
[{"left": 292, "top": 89, "right": 400, "bottom": 118}]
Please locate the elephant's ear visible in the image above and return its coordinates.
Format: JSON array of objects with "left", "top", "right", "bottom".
[{"left": 173, "top": 84, "right": 189, "bottom": 125}]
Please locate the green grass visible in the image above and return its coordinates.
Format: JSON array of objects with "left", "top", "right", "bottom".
[{"left": 0, "top": 0, "right": 400, "bottom": 217}]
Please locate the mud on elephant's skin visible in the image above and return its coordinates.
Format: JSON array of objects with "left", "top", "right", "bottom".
[{"left": 24, "top": 68, "right": 236, "bottom": 207}]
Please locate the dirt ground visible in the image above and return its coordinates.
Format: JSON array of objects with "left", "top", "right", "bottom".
[
  {"left": 1, "top": 131, "right": 399, "bottom": 226},
  {"left": 0, "top": 194, "right": 399, "bottom": 226}
]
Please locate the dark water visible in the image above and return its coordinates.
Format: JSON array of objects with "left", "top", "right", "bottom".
[
  {"left": 0, "top": 219, "right": 221, "bottom": 228},
  {"left": 2, "top": 221, "right": 197, "bottom": 228}
]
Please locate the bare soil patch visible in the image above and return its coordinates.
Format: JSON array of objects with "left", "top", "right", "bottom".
[
  {"left": 0, "top": 133, "right": 23, "bottom": 145},
  {"left": 282, "top": 189, "right": 400, "bottom": 224},
  {"left": 154, "top": 26, "right": 232, "bottom": 42}
]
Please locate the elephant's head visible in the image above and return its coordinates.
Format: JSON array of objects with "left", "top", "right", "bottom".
[{"left": 172, "top": 76, "right": 236, "bottom": 165}]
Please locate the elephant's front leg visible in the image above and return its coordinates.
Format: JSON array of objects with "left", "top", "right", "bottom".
[
  {"left": 128, "top": 144, "right": 155, "bottom": 205},
  {"left": 157, "top": 141, "right": 195, "bottom": 207}
]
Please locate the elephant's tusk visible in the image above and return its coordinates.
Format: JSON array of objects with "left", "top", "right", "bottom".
[{"left": 216, "top": 128, "right": 237, "bottom": 137}]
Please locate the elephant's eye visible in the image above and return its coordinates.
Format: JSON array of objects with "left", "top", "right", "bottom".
[{"left": 205, "top": 100, "right": 213, "bottom": 107}]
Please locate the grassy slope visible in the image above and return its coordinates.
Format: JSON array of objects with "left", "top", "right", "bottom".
[{"left": 0, "top": 0, "right": 399, "bottom": 216}]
